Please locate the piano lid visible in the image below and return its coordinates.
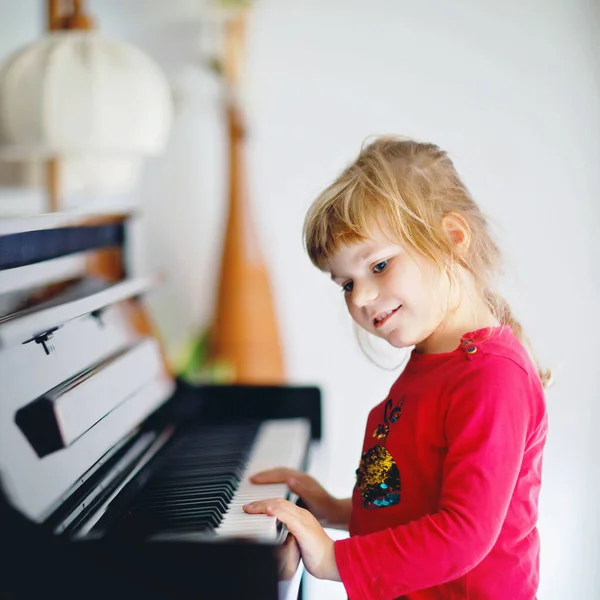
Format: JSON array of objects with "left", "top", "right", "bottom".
[{"left": 0, "top": 211, "right": 174, "bottom": 520}]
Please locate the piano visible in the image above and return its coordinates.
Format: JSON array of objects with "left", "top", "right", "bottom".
[{"left": 0, "top": 211, "right": 322, "bottom": 599}]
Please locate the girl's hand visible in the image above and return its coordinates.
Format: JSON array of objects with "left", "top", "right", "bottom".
[
  {"left": 243, "top": 498, "right": 341, "bottom": 581},
  {"left": 250, "top": 468, "right": 341, "bottom": 526}
]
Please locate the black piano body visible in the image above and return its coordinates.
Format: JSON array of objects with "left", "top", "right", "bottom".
[{"left": 0, "top": 213, "right": 322, "bottom": 600}]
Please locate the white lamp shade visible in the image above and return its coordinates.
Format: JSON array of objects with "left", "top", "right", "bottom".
[{"left": 0, "top": 31, "right": 173, "bottom": 159}]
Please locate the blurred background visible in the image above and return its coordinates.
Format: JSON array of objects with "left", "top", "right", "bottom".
[{"left": 0, "top": 0, "right": 599, "bottom": 598}]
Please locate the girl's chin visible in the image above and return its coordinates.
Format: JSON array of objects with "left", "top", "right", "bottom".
[
  {"left": 377, "top": 329, "right": 413, "bottom": 349},
  {"left": 386, "top": 336, "right": 413, "bottom": 350}
]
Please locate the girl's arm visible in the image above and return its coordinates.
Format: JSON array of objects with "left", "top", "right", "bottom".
[{"left": 322, "top": 497, "right": 352, "bottom": 530}]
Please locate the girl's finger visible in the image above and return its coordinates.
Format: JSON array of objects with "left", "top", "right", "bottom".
[
  {"left": 250, "top": 467, "right": 295, "bottom": 483},
  {"left": 243, "top": 497, "right": 294, "bottom": 516},
  {"left": 244, "top": 499, "right": 319, "bottom": 547},
  {"left": 243, "top": 498, "right": 306, "bottom": 528}
]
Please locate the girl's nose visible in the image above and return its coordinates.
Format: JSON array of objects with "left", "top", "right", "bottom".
[{"left": 351, "top": 282, "right": 379, "bottom": 307}]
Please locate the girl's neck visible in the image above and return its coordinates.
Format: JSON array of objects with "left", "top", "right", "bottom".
[{"left": 415, "top": 284, "right": 499, "bottom": 355}]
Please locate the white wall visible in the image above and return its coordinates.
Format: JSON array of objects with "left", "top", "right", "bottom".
[{"left": 1, "top": 1, "right": 599, "bottom": 598}]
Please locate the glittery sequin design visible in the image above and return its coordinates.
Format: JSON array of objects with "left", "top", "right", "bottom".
[
  {"left": 372, "top": 395, "right": 405, "bottom": 441},
  {"left": 355, "top": 445, "right": 400, "bottom": 508}
]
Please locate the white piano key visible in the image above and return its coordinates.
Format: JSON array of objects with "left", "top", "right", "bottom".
[{"left": 214, "top": 418, "right": 311, "bottom": 541}]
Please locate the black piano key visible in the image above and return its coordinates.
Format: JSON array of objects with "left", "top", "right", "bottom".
[
  {"left": 106, "top": 421, "right": 260, "bottom": 540},
  {"left": 140, "top": 485, "right": 236, "bottom": 503},
  {"left": 135, "top": 493, "right": 230, "bottom": 511},
  {"left": 135, "top": 489, "right": 228, "bottom": 503},
  {"left": 137, "top": 488, "right": 233, "bottom": 505},
  {"left": 146, "top": 474, "right": 240, "bottom": 489},
  {"left": 127, "top": 507, "right": 224, "bottom": 529}
]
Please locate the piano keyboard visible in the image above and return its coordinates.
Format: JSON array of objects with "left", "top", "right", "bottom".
[{"left": 91, "top": 418, "right": 311, "bottom": 543}]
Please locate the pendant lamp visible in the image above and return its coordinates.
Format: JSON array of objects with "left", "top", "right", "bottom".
[{"left": 0, "top": 0, "right": 172, "bottom": 207}]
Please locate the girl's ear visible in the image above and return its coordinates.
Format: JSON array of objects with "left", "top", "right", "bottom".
[{"left": 441, "top": 212, "right": 471, "bottom": 251}]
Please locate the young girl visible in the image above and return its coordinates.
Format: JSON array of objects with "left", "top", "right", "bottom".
[{"left": 243, "top": 137, "right": 549, "bottom": 599}]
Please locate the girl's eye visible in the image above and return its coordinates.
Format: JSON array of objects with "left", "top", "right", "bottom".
[
  {"left": 342, "top": 281, "right": 354, "bottom": 293},
  {"left": 373, "top": 260, "right": 388, "bottom": 273}
]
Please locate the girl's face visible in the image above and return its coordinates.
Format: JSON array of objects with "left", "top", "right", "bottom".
[{"left": 327, "top": 225, "right": 451, "bottom": 351}]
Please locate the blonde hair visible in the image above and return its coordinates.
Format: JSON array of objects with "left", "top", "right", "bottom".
[{"left": 303, "top": 136, "right": 552, "bottom": 389}]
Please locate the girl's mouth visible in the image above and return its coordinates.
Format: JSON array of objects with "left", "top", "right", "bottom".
[{"left": 373, "top": 305, "right": 401, "bottom": 328}]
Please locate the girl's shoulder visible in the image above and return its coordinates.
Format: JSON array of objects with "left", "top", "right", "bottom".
[
  {"left": 405, "top": 326, "right": 533, "bottom": 381},
  {"left": 443, "top": 327, "right": 547, "bottom": 425},
  {"left": 405, "top": 325, "right": 546, "bottom": 407},
  {"left": 469, "top": 326, "right": 538, "bottom": 382}
]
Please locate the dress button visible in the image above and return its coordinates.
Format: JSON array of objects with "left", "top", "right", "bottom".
[{"left": 466, "top": 345, "right": 477, "bottom": 354}]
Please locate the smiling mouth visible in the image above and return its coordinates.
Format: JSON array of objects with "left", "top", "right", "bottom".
[{"left": 373, "top": 306, "right": 401, "bottom": 328}]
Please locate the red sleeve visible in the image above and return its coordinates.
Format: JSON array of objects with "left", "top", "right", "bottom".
[{"left": 334, "top": 357, "right": 536, "bottom": 600}]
